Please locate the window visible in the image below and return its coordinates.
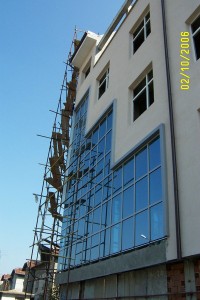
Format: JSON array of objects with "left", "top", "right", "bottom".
[
  {"left": 191, "top": 15, "right": 200, "bottom": 60},
  {"left": 84, "top": 65, "right": 90, "bottom": 78},
  {"left": 133, "top": 69, "right": 154, "bottom": 121},
  {"left": 58, "top": 93, "right": 165, "bottom": 272},
  {"left": 98, "top": 68, "right": 109, "bottom": 99},
  {"left": 133, "top": 12, "right": 151, "bottom": 54}
]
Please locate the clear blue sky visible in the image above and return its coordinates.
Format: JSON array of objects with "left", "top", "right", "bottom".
[{"left": 0, "top": 0, "right": 125, "bottom": 275}]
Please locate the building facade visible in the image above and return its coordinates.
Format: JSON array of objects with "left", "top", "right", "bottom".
[{"left": 55, "top": 0, "right": 200, "bottom": 299}]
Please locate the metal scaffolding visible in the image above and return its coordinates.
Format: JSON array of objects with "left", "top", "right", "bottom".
[{"left": 25, "top": 29, "right": 82, "bottom": 300}]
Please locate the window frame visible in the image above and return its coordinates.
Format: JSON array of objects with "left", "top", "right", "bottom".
[
  {"left": 98, "top": 67, "right": 109, "bottom": 99},
  {"left": 132, "top": 69, "right": 154, "bottom": 121},
  {"left": 191, "top": 14, "right": 200, "bottom": 61},
  {"left": 132, "top": 11, "right": 151, "bottom": 54}
]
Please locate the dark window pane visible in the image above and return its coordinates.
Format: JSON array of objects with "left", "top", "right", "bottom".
[
  {"left": 135, "top": 210, "right": 149, "bottom": 246},
  {"left": 112, "top": 194, "right": 122, "bottom": 224},
  {"left": 85, "top": 65, "right": 90, "bottom": 78},
  {"left": 133, "top": 89, "right": 147, "bottom": 120},
  {"left": 194, "top": 33, "right": 200, "bottom": 60},
  {"left": 110, "top": 223, "right": 121, "bottom": 254},
  {"left": 133, "top": 30, "right": 145, "bottom": 53},
  {"left": 113, "top": 167, "right": 122, "bottom": 194},
  {"left": 146, "top": 12, "right": 150, "bottom": 21},
  {"left": 150, "top": 168, "right": 162, "bottom": 204},
  {"left": 133, "top": 78, "right": 146, "bottom": 97},
  {"left": 123, "top": 158, "right": 134, "bottom": 186},
  {"left": 123, "top": 185, "right": 134, "bottom": 218},
  {"left": 148, "top": 81, "right": 154, "bottom": 106},
  {"left": 135, "top": 176, "right": 148, "bottom": 211},
  {"left": 135, "top": 147, "right": 148, "bottom": 179},
  {"left": 146, "top": 19, "right": 151, "bottom": 37},
  {"left": 148, "top": 70, "right": 153, "bottom": 82},
  {"left": 150, "top": 203, "right": 164, "bottom": 240},
  {"left": 99, "top": 80, "right": 106, "bottom": 99},
  {"left": 191, "top": 15, "right": 200, "bottom": 33},
  {"left": 122, "top": 217, "right": 134, "bottom": 250},
  {"left": 133, "top": 21, "right": 144, "bottom": 38}
]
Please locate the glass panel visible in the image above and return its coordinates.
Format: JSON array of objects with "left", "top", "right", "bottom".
[
  {"left": 100, "top": 231, "right": 105, "bottom": 258},
  {"left": 146, "top": 12, "right": 150, "bottom": 21},
  {"left": 110, "top": 223, "right": 121, "bottom": 254},
  {"left": 92, "top": 128, "right": 98, "bottom": 145},
  {"left": 150, "top": 168, "right": 162, "bottom": 204},
  {"left": 78, "top": 218, "right": 85, "bottom": 238},
  {"left": 105, "top": 131, "right": 112, "bottom": 153},
  {"left": 107, "top": 112, "right": 112, "bottom": 131},
  {"left": 133, "top": 89, "right": 147, "bottom": 120},
  {"left": 85, "top": 212, "right": 93, "bottom": 236},
  {"left": 133, "top": 21, "right": 144, "bottom": 38},
  {"left": 90, "top": 145, "right": 97, "bottom": 166},
  {"left": 97, "top": 137, "right": 105, "bottom": 161},
  {"left": 99, "top": 80, "right": 106, "bottom": 99},
  {"left": 150, "top": 203, "right": 164, "bottom": 240},
  {"left": 104, "top": 153, "right": 111, "bottom": 176},
  {"left": 146, "top": 19, "right": 151, "bottom": 37},
  {"left": 102, "top": 200, "right": 111, "bottom": 228},
  {"left": 194, "top": 33, "right": 200, "bottom": 60},
  {"left": 103, "top": 175, "right": 112, "bottom": 201},
  {"left": 135, "top": 147, "right": 148, "bottom": 179},
  {"left": 112, "top": 194, "right": 122, "bottom": 224},
  {"left": 192, "top": 15, "right": 200, "bottom": 33},
  {"left": 135, "top": 210, "right": 149, "bottom": 246},
  {"left": 135, "top": 176, "right": 148, "bottom": 211},
  {"left": 149, "top": 137, "right": 161, "bottom": 170},
  {"left": 104, "top": 228, "right": 110, "bottom": 256},
  {"left": 96, "top": 159, "right": 104, "bottom": 184},
  {"left": 85, "top": 237, "right": 91, "bottom": 261},
  {"left": 148, "top": 81, "right": 154, "bottom": 106},
  {"left": 99, "top": 119, "right": 106, "bottom": 139},
  {"left": 92, "top": 207, "right": 101, "bottom": 233},
  {"left": 123, "top": 158, "right": 134, "bottom": 186},
  {"left": 133, "top": 78, "right": 146, "bottom": 97},
  {"left": 122, "top": 217, "right": 134, "bottom": 250},
  {"left": 133, "top": 30, "right": 145, "bottom": 53},
  {"left": 94, "top": 186, "right": 102, "bottom": 206},
  {"left": 113, "top": 167, "right": 122, "bottom": 194},
  {"left": 91, "top": 234, "right": 99, "bottom": 260},
  {"left": 123, "top": 185, "right": 134, "bottom": 218}
]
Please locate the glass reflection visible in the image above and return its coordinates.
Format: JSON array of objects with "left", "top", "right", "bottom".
[
  {"left": 135, "top": 210, "right": 149, "bottom": 246},
  {"left": 123, "top": 185, "right": 134, "bottom": 218},
  {"left": 122, "top": 217, "right": 134, "bottom": 250},
  {"left": 135, "top": 177, "right": 148, "bottom": 211},
  {"left": 135, "top": 147, "right": 147, "bottom": 179}
]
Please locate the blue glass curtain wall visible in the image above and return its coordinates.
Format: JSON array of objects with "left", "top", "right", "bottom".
[{"left": 58, "top": 95, "right": 165, "bottom": 270}]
